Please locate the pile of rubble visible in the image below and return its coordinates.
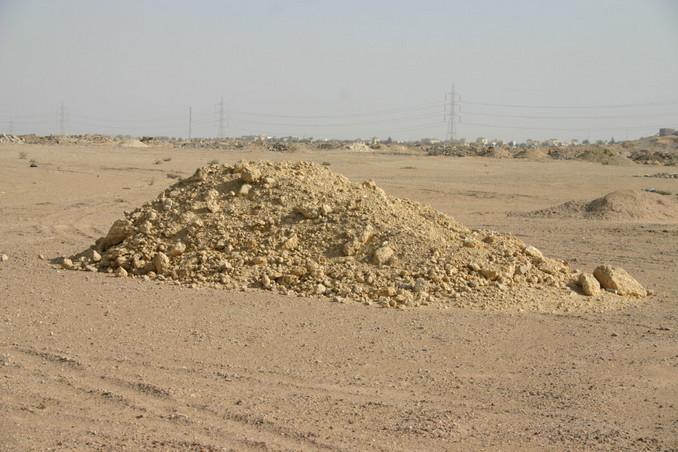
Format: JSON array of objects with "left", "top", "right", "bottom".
[
  {"left": 0, "top": 134, "right": 24, "bottom": 144},
  {"left": 63, "top": 161, "right": 650, "bottom": 311}
]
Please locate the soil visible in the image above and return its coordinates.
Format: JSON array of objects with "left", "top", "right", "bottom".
[
  {"left": 1, "top": 143, "right": 676, "bottom": 451},
  {"left": 522, "top": 190, "right": 678, "bottom": 221}
]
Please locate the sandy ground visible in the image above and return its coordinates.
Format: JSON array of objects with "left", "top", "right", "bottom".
[{"left": 0, "top": 144, "right": 676, "bottom": 451}]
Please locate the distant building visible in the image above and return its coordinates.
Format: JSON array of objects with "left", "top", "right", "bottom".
[{"left": 420, "top": 138, "right": 441, "bottom": 145}]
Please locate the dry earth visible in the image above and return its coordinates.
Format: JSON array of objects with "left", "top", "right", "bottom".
[{"left": 0, "top": 143, "right": 676, "bottom": 451}]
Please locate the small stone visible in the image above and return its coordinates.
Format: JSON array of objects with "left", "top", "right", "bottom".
[
  {"left": 295, "top": 205, "right": 319, "bottom": 219},
  {"left": 523, "top": 246, "right": 543, "bottom": 259},
  {"left": 372, "top": 245, "right": 394, "bottom": 266},
  {"left": 82, "top": 249, "right": 101, "bottom": 262},
  {"left": 414, "top": 278, "right": 428, "bottom": 293},
  {"left": 0, "top": 254, "right": 8, "bottom": 262},
  {"left": 238, "top": 184, "right": 252, "bottom": 197},
  {"left": 38, "top": 254, "right": 45, "bottom": 260},
  {"left": 61, "top": 258, "right": 74, "bottom": 269},
  {"left": 168, "top": 241, "right": 186, "bottom": 257},
  {"left": 463, "top": 239, "right": 481, "bottom": 248},
  {"left": 116, "top": 267, "right": 128, "bottom": 277},
  {"left": 153, "top": 252, "right": 170, "bottom": 275},
  {"left": 480, "top": 268, "right": 500, "bottom": 281},
  {"left": 282, "top": 235, "right": 299, "bottom": 250},
  {"left": 578, "top": 273, "right": 601, "bottom": 296},
  {"left": 240, "top": 167, "right": 261, "bottom": 183}
]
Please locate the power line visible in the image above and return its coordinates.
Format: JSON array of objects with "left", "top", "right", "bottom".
[
  {"left": 462, "top": 100, "right": 678, "bottom": 109},
  {"left": 462, "top": 111, "right": 678, "bottom": 120},
  {"left": 229, "top": 101, "right": 445, "bottom": 119},
  {"left": 462, "top": 121, "right": 669, "bottom": 132}
]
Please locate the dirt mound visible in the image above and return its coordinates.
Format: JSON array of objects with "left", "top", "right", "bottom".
[
  {"left": 346, "top": 142, "right": 372, "bottom": 152},
  {"left": 514, "top": 148, "right": 548, "bottom": 160},
  {"left": 117, "top": 137, "right": 148, "bottom": 148},
  {"left": 0, "top": 133, "right": 25, "bottom": 144},
  {"left": 526, "top": 190, "right": 678, "bottom": 220},
  {"left": 64, "top": 161, "right": 650, "bottom": 311}
]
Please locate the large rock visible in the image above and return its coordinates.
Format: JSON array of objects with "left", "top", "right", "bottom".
[
  {"left": 99, "top": 219, "right": 133, "bottom": 250},
  {"left": 593, "top": 265, "right": 647, "bottom": 297},
  {"left": 578, "top": 272, "right": 601, "bottom": 296}
]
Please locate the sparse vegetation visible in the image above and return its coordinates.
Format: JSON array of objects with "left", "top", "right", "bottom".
[
  {"left": 166, "top": 173, "right": 181, "bottom": 179},
  {"left": 18, "top": 151, "right": 27, "bottom": 160},
  {"left": 208, "top": 160, "right": 219, "bottom": 166},
  {"left": 321, "top": 161, "right": 331, "bottom": 166}
]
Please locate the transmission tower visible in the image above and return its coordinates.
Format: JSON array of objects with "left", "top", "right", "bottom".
[
  {"left": 445, "top": 84, "right": 460, "bottom": 142},
  {"left": 217, "top": 96, "right": 225, "bottom": 138},
  {"left": 188, "top": 107, "right": 192, "bottom": 139},
  {"left": 59, "top": 102, "right": 67, "bottom": 135}
]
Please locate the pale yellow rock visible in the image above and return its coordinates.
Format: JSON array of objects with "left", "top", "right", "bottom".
[
  {"left": 372, "top": 245, "right": 394, "bottom": 265},
  {"left": 593, "top": 265, "right": 647, "bottom": 297},
  {"left": 578, "top": 273, "right": 601, "bottom": 296},
  {"left": 153, "top": 252, "right": 170, "bottom": 275},
  {"left": 168, "top": 241, "right": 186, "bottom": 257}
]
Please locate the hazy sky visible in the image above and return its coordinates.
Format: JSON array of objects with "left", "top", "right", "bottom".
[{"left": 1, "top": 0, "right": 677, "bottom": 142}]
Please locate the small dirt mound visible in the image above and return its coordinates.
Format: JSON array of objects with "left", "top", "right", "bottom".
[
  {"left": 65, "top": 161, "right": 650, "bottom": 312},
  {"left": 118, "top": 137, "right": 148, "bottom": 148},
  {"left": 525, "top": 190, "right": 678, "bottom": 220},
  {"left": 514, "top": 148, "right": 548, "bottom": 160}
]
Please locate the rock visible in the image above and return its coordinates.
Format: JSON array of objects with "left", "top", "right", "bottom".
[
  {"left": 82, "top": 249, "right": 101, "bottom": 262},
  {"left": 523, "top": 246, "right": 543, "bottom": 259},
  {"left": 282, "top": 235, "right": 299, "bottom": 250},
  {"left": 414, "top": 278, "right": 428, "bottom": 293},
  {"left": 372, "top": 245, "right": 394, "bottom": 265},
  {"left": 153, "top": 252, "right": 171, "bottom": 275},
  {"left": 61, "top": 258, "right": 74, "bottom": 269},
  {"left": 240, "top": 168, "right": 262, "bottom": 183},
  {"left": 480, "top": 268, "right": 500, "bottom": 281},
  {"left": 343, "top": 225, "right": 374, "bottom": 256},
  {"left": 578, "top": 273, "right": 601, "bottom": 296},
  {"left": 100, "top": 219, "right": 133, "bottom": 249},
  {"left": 0, "top": 254, "right": 8, "bottom": 262},
  {"left": 238, "top": 184, "right": 252, "bottom": 197},
  {"left": 168, "top": 241, "right": 186, "bottom": 257},
  {"left": 593, "top": 265, "right": 647, "bottom": 297},
  {"left": 295, "top": 205, "right": 319, "bottom": 219},
  {"left": 115, "top": 267, "right": 128, "bottom": 277}
]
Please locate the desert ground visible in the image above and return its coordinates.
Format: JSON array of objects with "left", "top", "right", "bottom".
[{"left": 0, "top": 141, "right": 676, "bottom": 451}]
